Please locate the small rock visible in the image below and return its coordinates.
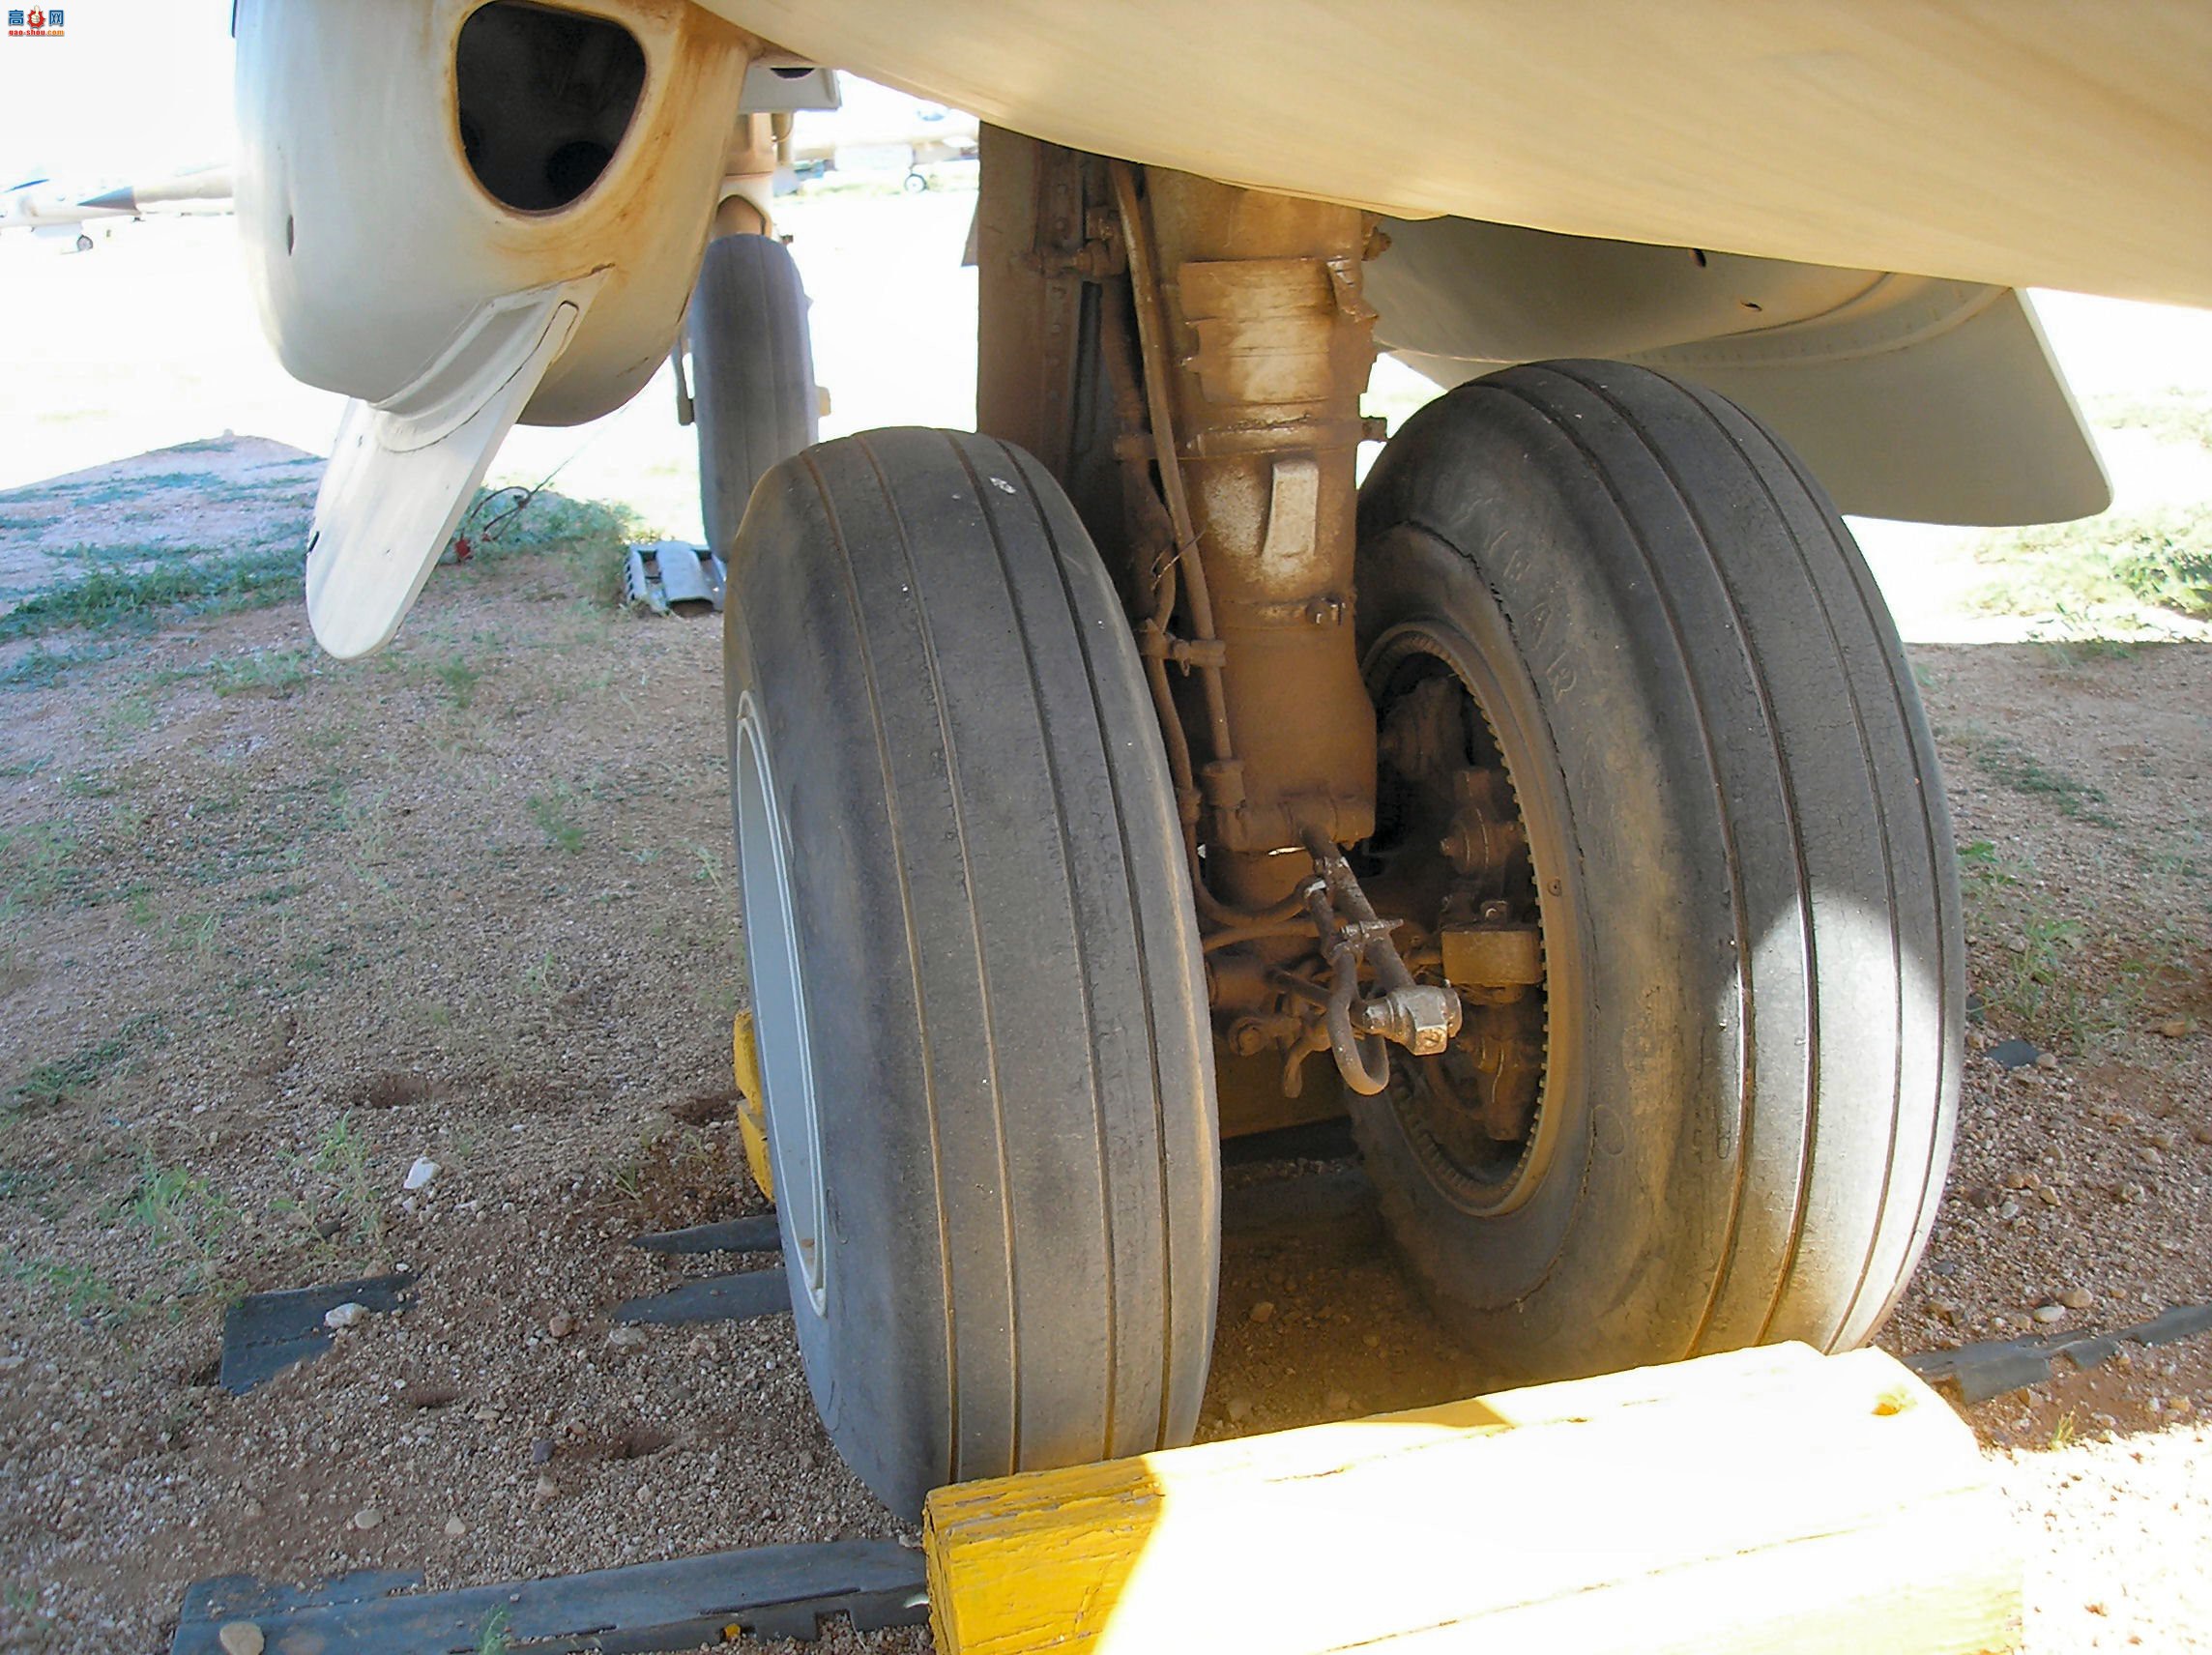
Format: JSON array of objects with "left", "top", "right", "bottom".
[
  {"left": 530, "top": 1437, "right": 554, "bottom": 1466},
  {"left": 2034, "top": 1052, "right": 2059, "bottom": 1071},
  {"left": 351, "top": 1505, "right": 383, "bottom": 1530},
  {"left": 217, "top": 1623, "right": 265, "bottom": 1655},
  {"left": 2141, "top": 1145, "right": 2165, "bottom": 1165},
  {"left": 1996, "top": 1198, "right": 2023, "bottom": 1221},
  {"left": 2031, "top": 1304, "right": 2067, "bottom": 1324},
  {"left": 2149, "top": 1129, "right": 2180, "bottom": 1153},
  {"left": 2195, "top": 1121, "right": 2212, "bottom": 1147},
  {"left": 241, "top": 1498, "right": 264, "bottom": 1522},
  {"left": 403, "top": 1157, "right": 440, "bottom": 1192},
  {"left": 1324, "top": 1389, "right": 1353, "bottom": 1413},
  {"left": 1225, "top": 1395, "right": 1254, "bottom": 1424},
  {"left": 2036, "top": 1187, "right": 2062, "bottom": 1207},
  {"left": 2119, "top": 1183, "right": 2147, "bottom": 1205},
  {"left": 444, "top": 1515, "right": 467, "bottom": 1537},
  {"left": 1928, "top": 1300, "right": 1962, "bottom": 1324},
  {"left": 606, "top": 1325, "right": 646, "bottom": 1350},
  {"left": 534, "top": 1473, "right": 558, "bottom": 1503},
  {"left": 546, "top": 1311, "right": 575, "bottom": 1339},
  {"left": 2173, "top": 1396, "right": 2195, "bottom": 1416},
  {"left": 324, "top": 1302, "right": 368, "bottom": 1331},
  {"left": 1248, "top": 1301, "right": 1276, "bottom": 1325},
  {"left": 2155, "top": 1018, "right": 2192, "bottom": 1040},
  {"left": 2060, "top": 1288, "right": 2094, "bottom": 1310}
]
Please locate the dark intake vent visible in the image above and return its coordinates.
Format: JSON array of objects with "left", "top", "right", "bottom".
[{"left": 457, "top": 0, "right": 646, "bottom": 214}]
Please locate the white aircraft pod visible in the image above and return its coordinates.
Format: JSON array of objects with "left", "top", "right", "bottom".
[{"left": 306, "top": 272, "right": 604, "bottom": 661}]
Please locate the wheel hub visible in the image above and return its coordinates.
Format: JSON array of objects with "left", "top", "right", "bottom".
[{"left": 1367, "top": 642, "right": 1552, "bottom": 1206}]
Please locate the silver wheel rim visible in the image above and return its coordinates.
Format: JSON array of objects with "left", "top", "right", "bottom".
[{"left": 734, "top": 694, "right": 828, "bottom": 1315}]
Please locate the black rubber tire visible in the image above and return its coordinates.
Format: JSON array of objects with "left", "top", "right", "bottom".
[
  {"left": 689, "top": 233, "right": 818, "bottom": 557},
  {"left": 1354, "top": 359, "right": 1962, "bottom": 1379},
  {"left": 724, "top": 427, "right": 1219, "bottom": 1516}
]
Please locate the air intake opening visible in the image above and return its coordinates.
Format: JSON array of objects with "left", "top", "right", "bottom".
[{"left": 456, "top": 1, "right": 646, "bottom": 214}]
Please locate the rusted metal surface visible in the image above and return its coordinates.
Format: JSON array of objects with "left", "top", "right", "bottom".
[
  {"left": 1131, "top": 167, "right": 1380, "bottom": 906},
  {"left": 975, "top": 133, "right": 1477, "bottom": 1132},
  {"left": 1288, "top": 834, "right": 1462, "bottom": 1096},
  {"left": 1369, "top": 650, "right": 1550, "bottom": 1158}
]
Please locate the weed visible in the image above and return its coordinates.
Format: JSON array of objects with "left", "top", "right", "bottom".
[
  {"left": 529, "top": 789, "right": 586, "bottom": 853},
  {"left": 0, "top": 543, "right": 306, "bottom": 641},
  {"left": 212, "top": 649, "right": 313, "bottom": 699},
  {"left": 1970, "top": 506, "right": 2212, "bottom": 624},
  {"left": 124, "top": 1152, "right": 238, "bottom": 1270},
  {"left": 2050, "top": 1408, "right": 2079, "bottom": 1449},
  {"left": 520, "top": 950, "right": 558, "bottom": 995},
  {"left": 8, "top": 1016, "right": 160, "bottom": 1113},
  {"left": 432, "top": 655, "right": 483, "bottom": 710},
  {"left": 171, "top": 911, "right": 220, "bottom": 958},
  {"left": 98, "top": 694, "right": 156, "bottom": 746},
  {"left": 0, "top": 756, "right": 47, "bottom": 780},
  {"left": 1960, "top": 732, "right": 2116, "bottom": 828},
  {"left": 314, "top": 1112, "right": 385, "bottom": 1249},
  {"left": 476, "top": 1606, "right": 512, "bottom": 1655},
  {"left": 0, "top": 1167, "right": 57, "bottom": 1203},
  {"left": 5, "top": 1255, "right": 149, "bottom": 1326},
  {"left": 0, "top": 640, "right": 127, "bottom": 688},
  {"left": 693, "top": 845, "right": 724, "bottom": 889},
  {"left": 0, "top": 823, "right": 77, "bottom": 914}
]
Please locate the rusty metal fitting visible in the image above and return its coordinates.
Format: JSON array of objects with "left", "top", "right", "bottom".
[{"left": 1352, "top": 984, "right": 1463, "bottom": 1057}]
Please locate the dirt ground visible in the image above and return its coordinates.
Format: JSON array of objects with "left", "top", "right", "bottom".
[{"left": 2, "top": 209, "right": 2210, "bottom": 1653}]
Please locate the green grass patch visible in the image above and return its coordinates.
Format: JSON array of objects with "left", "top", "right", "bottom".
[
  {"left": 211, "top": 649, "right": 314, "bottom": 698},
  {"left": 0, "top": 543, "right": 304, "bottom": 641},
  {"left": 8, "top": 1014, "right": 163, "bottom": 1114},
  {"left": 457, "top": 486, "right": 641, "bottom": 608},
  {"left": 1960, "top": 733, "right": 2116, "bottom": 828},
  {"left": 1971, "top": 506, "right": 2212, "bottom": 624},
  {"left": 0, "top": 823, "right": 78, "bottom": 914},
  {"left": 529, "top": 787, "right": 586, "bottom": 853},
  {"left": 0, "top": 641, "right": 127, "bottom": 688}
]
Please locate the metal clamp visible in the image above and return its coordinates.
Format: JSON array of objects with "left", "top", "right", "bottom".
[{"left": 1295, "top": 831, "right": 1462, "bottom": 1095}]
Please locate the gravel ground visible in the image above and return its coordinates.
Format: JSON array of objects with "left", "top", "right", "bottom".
[{"left": 1, "top": 420, "right": 2208, "bottom": 1650}]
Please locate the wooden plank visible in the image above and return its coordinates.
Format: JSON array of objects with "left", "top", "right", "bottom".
[{"left": 924, "top": 1344, "right": 2019, "bottom": 1655}]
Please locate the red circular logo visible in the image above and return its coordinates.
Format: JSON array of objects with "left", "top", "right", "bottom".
[{"left": 25, "top": 9, "right": 45, "bottom": 27}]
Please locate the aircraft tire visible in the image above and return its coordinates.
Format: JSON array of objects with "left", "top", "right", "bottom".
[
  {"left": 1353, "top": 359, "right": 1963, "bottom": 1380},
  {"left": 690, "top": 232, "right": 818, "bottom": 557},
  {"left": 723, "top": 426, "right": 1218, "bottom": 1516}
]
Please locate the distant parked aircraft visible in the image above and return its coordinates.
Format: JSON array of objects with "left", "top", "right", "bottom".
[
  {"left": 0, "top": 162, "right": 234, "bottom": 249},
  {"left": 0, "top": 176, "right": 128, "bottom": 248}
]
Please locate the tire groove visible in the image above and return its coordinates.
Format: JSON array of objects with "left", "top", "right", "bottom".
[
  {"left": 1551, "top": 363, "right": 1818, "bottom": 1353},
  {"left": 859, "top": 431, "right": 1023, "bottom": 1476},
  {"left": 947, "top": 434, "right": 1122, "bottom": 1461},
  {"left": 1690, "top": 393, "right": 1912, "bottom": 1349},
  {"left": 796, "top": 442, "right": 964, "bottom": 1471},
  {"left": 1499, "top": 363, "right": 1754, "bottom": 1362}
]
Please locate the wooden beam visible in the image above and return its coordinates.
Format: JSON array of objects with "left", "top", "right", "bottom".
[{"left": 924, "top": 1344, "right": 2019, "bottom": 1654}]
